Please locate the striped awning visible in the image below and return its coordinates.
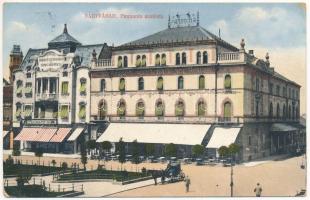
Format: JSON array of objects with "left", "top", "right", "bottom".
[
  {"left": 67, "top": 127, "right": 84, "bottom": 141},
  {"left": 3, "top": 131, "right": 9, "bottom": 138},
  {"left": 49, "top": 128, "right": 71, "bottom": 142},
  {"left": 14, "top": 128, "right": 39, "bottom": 141},
  {"left": 35, "top": 128, "right": 58, "bottom": 142}
]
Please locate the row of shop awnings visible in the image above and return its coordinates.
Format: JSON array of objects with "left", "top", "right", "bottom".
[{"left": 14, "top": 127, "right": 84, "bottom": 143}]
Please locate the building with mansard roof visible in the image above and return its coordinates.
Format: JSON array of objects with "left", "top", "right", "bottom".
[{"left": 12, "top": 15, "right": 305, "bottom": 161}]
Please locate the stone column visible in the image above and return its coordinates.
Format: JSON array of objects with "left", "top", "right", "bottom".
[
  {"left": 47, "top": 78, "right": 50, "bottom": 94},
  {"left": 40, "top": 78, "right": 43, "bottom": 94}
]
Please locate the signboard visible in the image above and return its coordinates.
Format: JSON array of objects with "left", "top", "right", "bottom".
[
  {"left": 25, "top": 119, "right": 57, "bottom": 126},
  {"left": 38, "top": 50, "right": 66, "bottom": 70}
]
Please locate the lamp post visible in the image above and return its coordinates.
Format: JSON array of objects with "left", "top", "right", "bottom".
[{"left": 230, "top": 155, "right": 234, "bottom": 197}]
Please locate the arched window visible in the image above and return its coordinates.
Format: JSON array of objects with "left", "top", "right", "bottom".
[
  {"left": 136, "top": 55, "right": 141, "bottom": 67},
  {"left": 178, "top": 76, "right": 184, "bottom": 90},
  {"left": 79, "top": 102, "right": 86, "bottom": 120},
  {"left": 175, "top": 100, "right": 185, "bottom": 117},
  {"left": 269, "top": 103, "right": 273, "bottom": 118},
  {"left": 100, "top": 79, "right": 106, "bottom": 92},
  {"left": 296, "top": 107, "right": 299, "bottom": 119},
  {"left": 224, "top": 74, "right": 231, "bottom": 89},
  {"left": 203, "top": 51, "right": 208, "bottom": 64},
  {"left": 141, "top": 55, "right": 146, "bottom": 67},
  {"left": 197, "top": 100, "right": 206, "bottom": 117},
  {"left": 16, "top": 80, "right": 23, "bottom": 97},
  {"left": 80, "top": 78, "right": 86, "bottom": 95},
  {"left": 155, "top": 54, "right": 160, "bottom": 66},
  {"left": 138, "top": 77, "right": 144, "bottom": 91},
  {"left": 223, "top": 101, "right": 232, "bottom": 119},
  {"left": 155, "top": 100, "right": 164, "bottom": 117},
  {"left": 15, "top": 103, "right": 22, "bottom": 119},
  {"left": 182, "top": 52, "right": 187, "bottom": 65},
  {"left": 161, "top": 54, "right": 166, "bottom": 66},
  {"left": 123, "top": 56, "right": 128, "bottom": 67},
  {"left": 98, "top": 100, "right": 107, "bottom": 120},
  {"left": 276, "top": 103, "right": 280, "bottom": 119},
  {"left": 176, "top": 53, "right": 180, "bottom": 65},
  {"left": 196, "top": 52, "right": 201, "bottom": 64},
  {"left": 117, "top": 100, "right": 126, "bottom": 117},
  {"left": 136, "top": 100, "right": 145, "bottom": 117},
  {"left": 292, "top": 106, "right": 295, "bottom": 120},
  {"left": 157, "top": 77, "right": 163, "bottom": 91},
  {"left": 288, "top": 105, "right": 291, "bottom": 119},
  {"left": 199, "top": 75, "right": 205, "bottom": 89},
  {"left": 119, "top": 78, "right": 125, "bottom": 92},
  {"left": 117, "top": 56, "right": 123, "bottom": 68},
  {"left": 283, "top": 104, "right": 286, "bottom": 119}
]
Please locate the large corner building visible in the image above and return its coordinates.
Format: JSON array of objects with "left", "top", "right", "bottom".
[{"left": 12, "top": 15, "right": 305, "bottom": 161}]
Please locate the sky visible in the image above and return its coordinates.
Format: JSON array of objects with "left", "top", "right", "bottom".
[{"left": 2, "top": 2, "right": 306, "bottom": 114}]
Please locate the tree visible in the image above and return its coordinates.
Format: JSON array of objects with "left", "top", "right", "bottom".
[
  {"left": 51, "top": 159, "right": 56, "bottom": 167},
  {"left": 80, "top": 143, "right": 88, "bottom": 171},
  {"left": 165, "top": 143, "right": 177, "bottom": 158},
  {"left": 16, "top": 168, "right": 32, "bottom": 188},
  {"left": 12, "top": 145, "right": 21, "bottom": 156},
  {"left": 228, "top": 143, "right": 240, "bottom": 162},
  {"left": 192, "top": 144, "right": 205, "bottom": 158},
  {"left": 145, "top": 143, "right": 155, "bottom": 157},
  {"left": 218, "top": 146, "right": 229, "bottom": 158},
  {"left": 35, "top": 148, "right": 44, "bottom": 165},
  {"left": 116, "top": 138, "right": 126, "bottom": 170},
  {"left": 131, "top": 140, "right": 140, "bottom": 165},
  {"left": 100, "top": 141, "right": 112, "bottom": 165},
  {"left": 62, "top": 162, "right": 68, "bottom": 171},
  {"left": 86, "top": 140, "right": 97, "bottom": 156}
]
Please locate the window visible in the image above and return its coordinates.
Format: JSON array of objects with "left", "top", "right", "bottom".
[
  {"left": 157, "top": 77, "right": 163, "bottom": 91},
  {"left": 176, "top": 53, "right": 180, "bottom": 65},
  {"left": 123, "top": 56, "right": 128, "bottom": 67},
  {"left": 269, "top": 83, "right": 273, "bottom": 94},
  {"left": 276, "top": 103, "right": 280, "bottom": 118},
  {"left": 196, "top": 52, "right": 201, "bottom": 64},
  {"left": 155, "top": 54, "right": 160, "bottom": 66},
  {"left": 136, "top": 101, "right": 145, "bottom": 117},
  {"left": 224, "top": 75, "right": 231, "bottom": 89},
  {"left": 276, "top": 85, "right": 280, "bottom": 96},
  {"left": 16, "top": 80, "right": 23, "bottom": 97},
  {"left": 60, "top": 105, "right": 69, "bottom": 119},
  {"left": 63, "top": 71, "right": 68, "bottom": 77},
  {"left": 119, "top": 78, "right": 125, "bottom": 92},
  {"left": 256, "top": 78, "right": 259, "bottom": 91},
  {"left": 136, "top": 55, "right": 141, "bottom": 67},
  {"left": 288, "top": 105, "right": 291, "bottom": 119},
  {"left": 161, "top": 54, "right": 166, "bottom": 66},
  {"left": 155, "top": 100, "right": 164, "bottom": 117},
  {"left": 289, "top": 88, "right": 291, "bottom": 98},
  {"left": 100, "top": 79, "right": 106, "bottom": 92},
  {"left": 61, "top": 82, "right": 69, "bottom": 95},
  {"left": 178, "top": 76, "right": 184, "bottom": 90},
  {"left": 248, "top": 136, "right": 252, "bottom": 145},
  {"left": 79, "top": 103, "right": 86, "bottom": 120},
  {"left": 181, "top": 52, "right": 187, "bottom": 65},
  {"left": 80, "top": 79, "right": 86, "bottom": 95},
  {"left": 98, "top": 100, "right": 107, "bottom": 120},
  {"left": 283, "top": 104, "right": 286, "bottom": 119},
  {"left": 117, "top": 100, "right": 126, "bottom": 117},
  {"left": 141, "top": 55, "right": 146, "bottom": 67},
  {"left": 282, "top": 87, "right": 286, "bottom": 97},
  {"left": 203, "top": 51, "right": 208, "bottom": 64},
  {"left": 138, "top": 77, "right": 144, "bottom": 90},
  {"left": 16, "top": 103, "right": 22, "bottom": 119},
  {"left": 296, "top": 91, "right": 299, "bottom": 99},
  {"left": 175, "top": 100, "right": 185, "bottom": 117},
  {"left": 224, "top": 102, "right": 232, "bottom": 119},
  {"left": 269, "top": 103, "right": 273, "bottom": 118},
  {"left": 25, "top": 82, "right": 32, "bottom": 97},
  {"left": 24, "top": 105, "right": 32, "bottom": 119},
  {"left": 117, "top": 56, "right": 123, "bottom": 68},
  {"left": 198, "top": 75, "right": 205, "bottom": 89},
  {"left": 26, "top": 73, "right": 31, "bottom": 78},
  {"left": 197, "top": 100, "right": 206, "bottom": 117}
]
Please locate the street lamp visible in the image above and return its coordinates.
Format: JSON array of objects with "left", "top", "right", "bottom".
[{"left": 230, "top": 155, "right": 234, "bottom": 197}]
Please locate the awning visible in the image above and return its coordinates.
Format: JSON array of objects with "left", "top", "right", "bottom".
[
  {"left": 270, "top": 123, "right": 298, "bottom": 132},
  {"left": 14, "top": 128, "right": 41, "bottom": 141},
  {"left": 67, "top": 127, "right": 84, "bottom": 141},
  {"left": 14, "top": 127, "right": 66, "bottom": 142},
  {"left": 50, "top": 128, "right": 71, "bottom": 142},
  {"left": 3, "top": 131, "right": 9, "bottom": 138},
  {"left": 96, "top": 123, "right": 211, "bottom": 145},
  {"left": 206, "top": 126, "right": 242, "bottom": 149},
  {"left": 35, "top": 128, "right": 58, "bottom": 142}
]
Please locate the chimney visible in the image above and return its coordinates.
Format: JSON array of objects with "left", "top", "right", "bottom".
[{"left": 248, "top": 50, "right": 254, "bottom": 56}]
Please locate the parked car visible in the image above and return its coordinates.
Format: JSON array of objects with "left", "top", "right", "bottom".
[
  {"left": 159, "top": 157, "right": 167, "bottom": 163},
  {"left": 125, "top": 154, "right": 132, "bottom": 161},
  {"left": 182, "top": 158, "right": 192, "bottom": 164},
  {"left": 195, "top": 158, "right": 204, "bottom": 166}
]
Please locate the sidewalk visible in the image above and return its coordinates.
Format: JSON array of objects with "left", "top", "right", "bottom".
[
  {"left": 242, "top": 154, "right": 291, "bottom": 167},
  {"left": 3, "top": 150, "right": 81, "bottom": 159}
]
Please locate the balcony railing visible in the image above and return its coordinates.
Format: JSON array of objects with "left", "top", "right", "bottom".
[
  {"left": 90, "top": 115, "right": 299, "bottom": 124},
  {"left": 96, "top": 59, "right": 112, "bottom": 67},
  {"left": 36, "top": 93, "right": 58, "bottom": 101}
]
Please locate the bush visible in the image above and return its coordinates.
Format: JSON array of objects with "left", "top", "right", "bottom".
[
  {"left": 12, "top": 145, "right": 21, "bottom": 156},
  {"left": 51, "top": 160, "right": 56, "bottom": 167},
  {"left": 141, "top": 167, "right": 147, "bottom": 174},
  {"left": 5, "top": 156, "right": 14, "bottom": 166},
  {"left": 62, "top": 162, "right": 68, "bottom": 170}
]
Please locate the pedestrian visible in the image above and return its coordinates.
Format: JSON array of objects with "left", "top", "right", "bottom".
[
  {"left": 152, "top": 171, "right": 157, "bottom": 185},
  {"left": 185, "top": 175, "right": 191, "bottom": 192},
  {"left": 161, "top": 171, "right": 165, "bottom": 184},
  {"left": 254, "top": 182, "right": 262, "bottom": 197}
]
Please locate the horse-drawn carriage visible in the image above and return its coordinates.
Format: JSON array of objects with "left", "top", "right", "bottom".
[{"left": 164, "top": 162, "right": 185, "bottom": 182}]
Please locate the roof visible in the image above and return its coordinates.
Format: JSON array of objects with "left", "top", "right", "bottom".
[
  {"left": 119, "top": 25, "right": 238, "bottom": 51},
  {"left": 75, "top": 44, "right": 105, "bottom": 66},
  {"left": 273, "top": 71, "right": 300, "bottom": 87},
  {"left": 206, "top": 126, "right": 242, "bottom": 149},
  {"left": 48, "top": 24, "right": 81, "bottom": 46},
  {"left": 20, "top": 48, "right": 47, "bottom": 69},
  {"left": 96, "top": 123, "right": 211, "bottom": 145}
]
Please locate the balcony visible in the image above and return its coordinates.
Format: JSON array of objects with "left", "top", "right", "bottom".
[
  {"left": 96, "top": 59, "right": 112, "bottom": 67},
  {"left": 36, "top": 93, "right": 58, "bottom": 101}
]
